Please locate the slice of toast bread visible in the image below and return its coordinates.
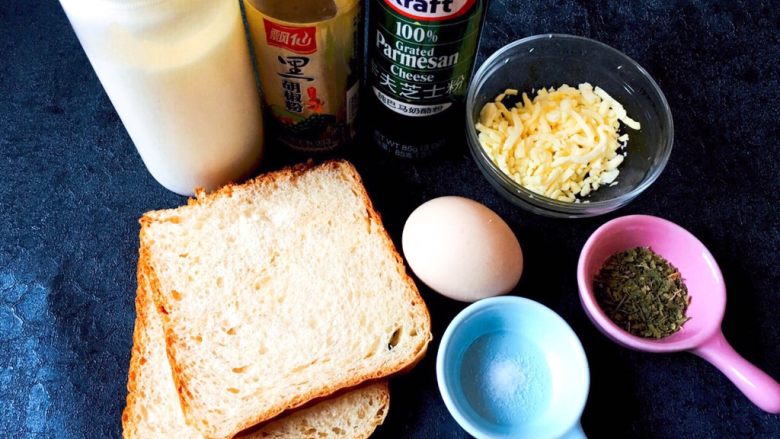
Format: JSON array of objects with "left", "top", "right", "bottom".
[
  {"left": 139, "top": 160, "right": 431, "bottom": 438},
  {"left": 122, "top": 256, "right": 390, "bottom": 439}
]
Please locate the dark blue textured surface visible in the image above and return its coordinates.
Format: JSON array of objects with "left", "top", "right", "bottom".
[{"left": 1, "top": 1, "right": 779, "bottom": 438}]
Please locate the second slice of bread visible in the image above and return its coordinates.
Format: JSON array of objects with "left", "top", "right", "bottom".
[{"left": 140, "top": 160, "right": 431, "bottom": 438}]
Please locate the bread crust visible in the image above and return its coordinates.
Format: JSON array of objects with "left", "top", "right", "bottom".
[
  {"left": 120, "top": 251, "right": 150, "bottom": 438},
  {"left": 237, "top": 381, "right": 390, "bottom": 439},
  {"left": 138, "top": 160, "right": 431, "bottom": 438}
]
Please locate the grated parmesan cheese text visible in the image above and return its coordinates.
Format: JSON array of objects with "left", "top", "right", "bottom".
[{"left": 476, "top": 83, "right": 641, "bottom": 202}]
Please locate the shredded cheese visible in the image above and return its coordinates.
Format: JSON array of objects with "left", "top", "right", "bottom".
[{"left": 476, "top": 83, "right": 640, "bottom": 202}]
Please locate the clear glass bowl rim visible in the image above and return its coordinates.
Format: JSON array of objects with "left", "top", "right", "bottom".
[{"left": 465, "top": 33, "right": 674, "bottom": 216}]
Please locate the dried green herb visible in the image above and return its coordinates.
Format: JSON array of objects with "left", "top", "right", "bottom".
[{"left": 594, "top": 247, "right": 691, "bottom": 339}]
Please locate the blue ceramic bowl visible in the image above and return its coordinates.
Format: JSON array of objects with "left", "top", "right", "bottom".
[{"left": 436, "top": 297, "right": 590, "bottom": 439}]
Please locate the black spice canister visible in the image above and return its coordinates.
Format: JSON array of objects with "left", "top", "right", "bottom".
[{"left": 367, "top": 0, "right": 489, "bottom": 158}]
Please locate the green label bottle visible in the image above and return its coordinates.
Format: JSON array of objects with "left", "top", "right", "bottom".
[
  {"left": 367, "top": 0, "right": 488, "bottom": 158},
  {"left": 244, "top": 0, "right": 361, "bottom": 153}
]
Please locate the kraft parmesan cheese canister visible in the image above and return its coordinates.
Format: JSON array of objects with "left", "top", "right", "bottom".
[
  {"left": 367, "top": 0, "right": 488, "bottom": 158},
  {"left": 244, "top": 0, "right": 360, "bottom": 152}
]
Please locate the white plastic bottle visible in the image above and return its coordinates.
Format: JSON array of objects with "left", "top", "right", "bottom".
[{"left": 59, "top": 0, "right": 264, "bottom": 196}]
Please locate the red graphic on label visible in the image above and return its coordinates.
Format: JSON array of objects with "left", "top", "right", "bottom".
[
  {"left": 264, "top": 19, "right": 316, "bottom": 54},
  {"left": 306, "top": 87, "right": 325, "bottom": 113},
  {"left": 383, "top": 0, "right": 476, "bottom": 22}
]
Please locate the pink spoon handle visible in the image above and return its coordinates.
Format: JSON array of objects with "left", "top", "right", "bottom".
[{"left": 693, "top": 330, "right": 780, "bottom": 414}]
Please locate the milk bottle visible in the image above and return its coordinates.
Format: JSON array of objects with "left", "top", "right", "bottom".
[{"left": 59, "top": 0, "right": 264, "bottom": 195}]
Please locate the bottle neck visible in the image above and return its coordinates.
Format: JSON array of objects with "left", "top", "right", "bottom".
[{"left": 245, "top": 0, "right": 339, "bottom": 23}]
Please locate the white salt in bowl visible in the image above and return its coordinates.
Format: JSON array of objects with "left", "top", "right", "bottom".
[{"left": 437, "top": 296, "right": 589, "bottom": 439}]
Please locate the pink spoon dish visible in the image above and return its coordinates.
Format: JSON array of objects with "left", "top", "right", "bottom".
[{"left": 577, "top": 214, "right": 780, "bottom": 414}]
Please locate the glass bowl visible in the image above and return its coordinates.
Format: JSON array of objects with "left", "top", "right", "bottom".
[{"left": 465, "top": 34, "right": 674, "bottom": 218}]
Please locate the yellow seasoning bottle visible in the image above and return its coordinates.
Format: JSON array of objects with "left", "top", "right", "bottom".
[{"left": 244, "top": 0, "right": 360, "bottom": 152}]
